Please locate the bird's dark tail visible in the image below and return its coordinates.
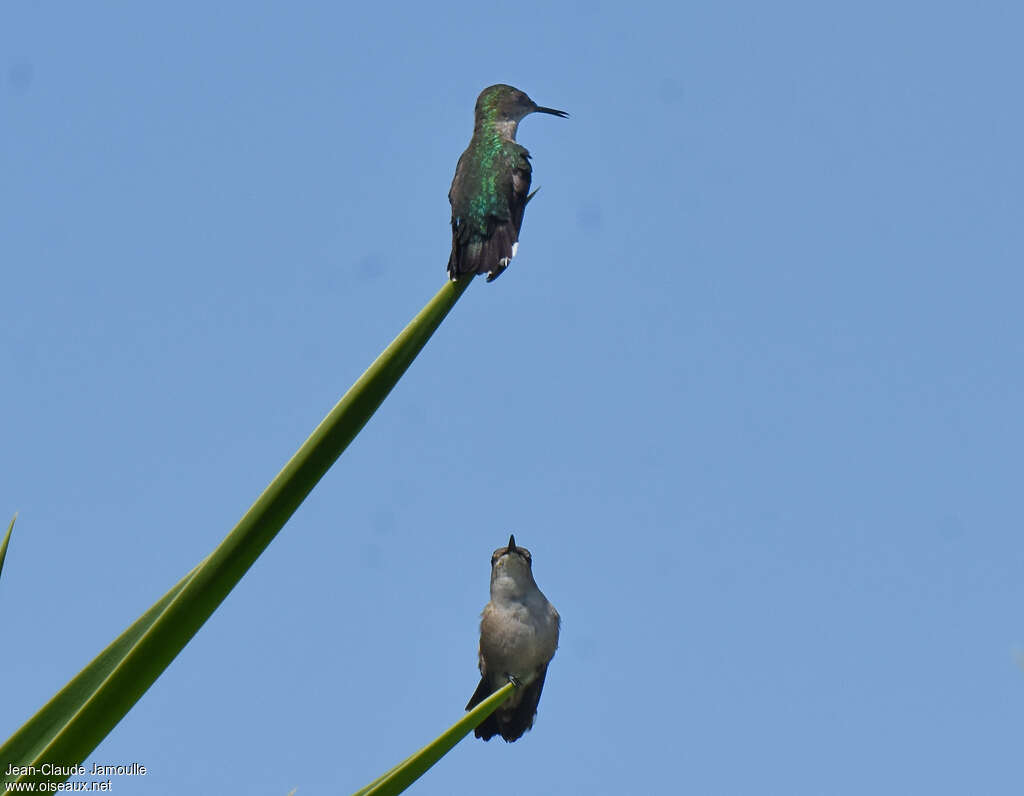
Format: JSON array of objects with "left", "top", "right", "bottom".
[
  {"left": 465, "top": 666, "right": 549, "bottom": 743},
  {"left": 448, "top": 224, "right": 519, "bottom": 282},
  {"left": 448, "top": 191, "right": 535, "bottom": 283},
  {"left": 493, "top": 666, "right": 546, "bottom": 742}
]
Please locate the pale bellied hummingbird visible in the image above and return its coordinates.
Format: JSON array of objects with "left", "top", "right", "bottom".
[
  {"left": 447, "top": 85, "right": 567, "bottom": 282},
  {"left": 466, "top": 534, "right": 561, "bottom": 742}
]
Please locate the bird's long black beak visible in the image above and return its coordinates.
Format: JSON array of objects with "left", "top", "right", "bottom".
[
  {"left": 507, "top": 534, "right": 517, "bottom": 551},
  {"left": 534, "top": 105, "right": 568, "bottom": 118}
]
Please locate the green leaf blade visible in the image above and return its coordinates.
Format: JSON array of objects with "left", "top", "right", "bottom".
[
  {"left": 0, "top": 513, "right": 16, "bottom": 583},
  {"left": 355, "top": 681, "right": 516, "bottom": 796},
  {"left": 1, "top": 278, "right": 471, "bottom": 787}
]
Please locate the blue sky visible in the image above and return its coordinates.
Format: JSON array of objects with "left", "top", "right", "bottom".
[{"left": 2, "top": 2, "right": 1022, "bottom": 793}]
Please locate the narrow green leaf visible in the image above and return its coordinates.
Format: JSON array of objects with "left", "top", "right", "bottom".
[
  {"left": 0, "top": 513, "right": 15, "bottom": 582},
  {"left": 0, "top": 562, "right": 202, "bottom": 766},
  {"left": 1, "top": 278, "right": 472, "bottom": 787},
  {"left": 354, "top": 681, "right": 516, "bottom": 796}
]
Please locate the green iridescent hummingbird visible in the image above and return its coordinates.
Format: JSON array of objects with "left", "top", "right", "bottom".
[{"left": 447, "top": 84, "right": 567, "bottom": 282}]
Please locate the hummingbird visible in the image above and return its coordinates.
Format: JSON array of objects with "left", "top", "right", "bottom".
[
  {"left": 466, "top": 534, "right": 561, "bottom": 742},
  {"left": 447, "top": 84, "right": 567, "bottom": 282}
]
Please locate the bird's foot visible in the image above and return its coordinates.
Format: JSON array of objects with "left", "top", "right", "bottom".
[{"left": 486, "top": 258, "right": 511, "bottom": 282}]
